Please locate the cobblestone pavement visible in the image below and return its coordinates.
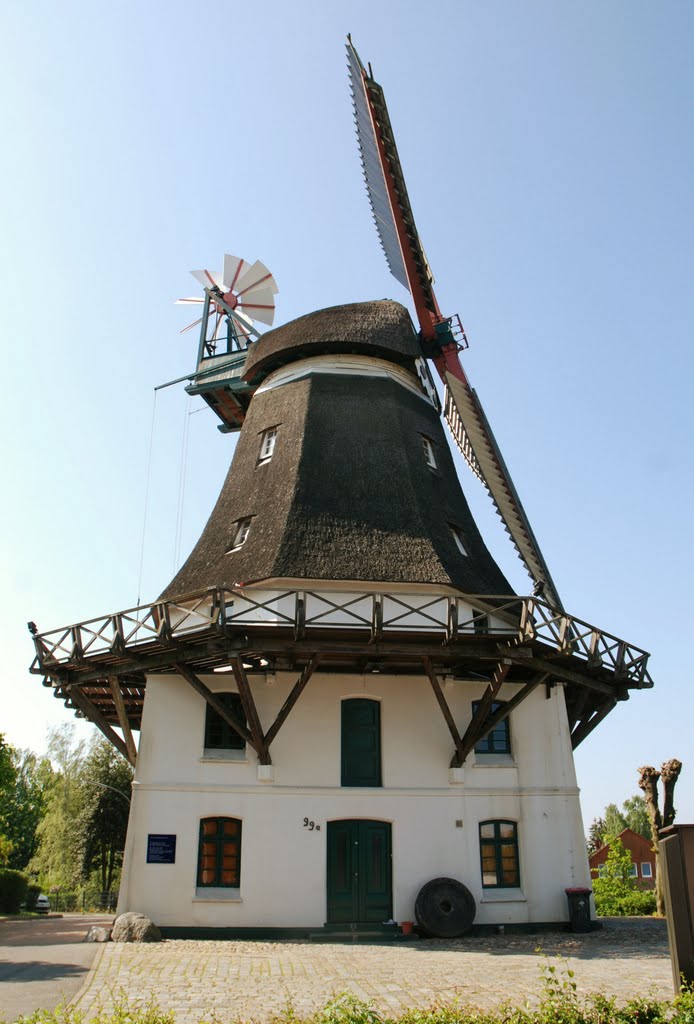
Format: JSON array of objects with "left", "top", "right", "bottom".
[{"left": 72, "top": 920, "right": 674, "bottom": 1024}]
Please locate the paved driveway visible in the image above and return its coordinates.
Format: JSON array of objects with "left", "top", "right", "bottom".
[
  {"left": 73, "top": 919, "right": 674, "bottom": 1024},
  {"left": 0, "top": 914, "right": 112, "bottom": 1021}
]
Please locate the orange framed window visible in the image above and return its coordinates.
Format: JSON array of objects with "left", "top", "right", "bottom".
[{"left": 197, "top": 817, "right": 242, "bottom": 888}]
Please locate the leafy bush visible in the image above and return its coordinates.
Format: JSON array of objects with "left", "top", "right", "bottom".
[
  {"left": 24, "top": 883, "right": 41, "bottom": 911},
  {"left": 592, "top": 837, "right": 656, "bottom": 916},
  {"left": 0, "top": 867, "right": 29, "bottom": 913}
]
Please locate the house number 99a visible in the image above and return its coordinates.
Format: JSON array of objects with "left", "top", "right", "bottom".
[{"left": 303, "top": 818, "right": 320, "bottom": 831}]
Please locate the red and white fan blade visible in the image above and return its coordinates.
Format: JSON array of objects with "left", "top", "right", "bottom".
[
  {"left": 235, "top": 260, "right": 278, "bottom": 297},
  {"left": 191, "top": 269, "right": 224, "bottom": 290},
  {"left": 223, "top": 254, "right": 249, "bottom": 293},
  {"left": 238, "top": 286, "right": 276, "bottom": 326}
]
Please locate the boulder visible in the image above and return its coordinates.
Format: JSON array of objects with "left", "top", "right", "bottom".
[
  {"left": 111, "top": 911, "right": 162, "bottom": 943},
  {"left": 84, "top": 925, "right": 112, "bottom": 942}
]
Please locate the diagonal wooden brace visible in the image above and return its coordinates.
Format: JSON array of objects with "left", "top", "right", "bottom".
[
  {"left": 174, "top": 662, "right": 255, "bottom": 751},
  {"left": 263, "top": 656, "right": 320, "bottom": 751},
  {"left": 68, "top": 685, "right": 134, "bottom": 765},
  {"left": 457, "top": 673, "right": 549, "bottom": 765},
  {"left": 423, "top": 657, "right": 465, "bottom": 767},
  {"left": 570, "top": 697, "right": 617, "bottom": 749},
  {"left": 231, "top": 659, "right": 271, "bottom": 765},
  {"left": 108, "top": 675, "right": 138, "bottom": 764},
  {"left": 457, "top": 660, "right": 511, "bottom": 761}
]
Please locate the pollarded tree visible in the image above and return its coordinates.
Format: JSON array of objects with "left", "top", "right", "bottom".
[{"left": 638, "top": 758, "right": 682, "bottom": 916}]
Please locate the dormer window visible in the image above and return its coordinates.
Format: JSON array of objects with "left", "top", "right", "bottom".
[
  {"left": 258, "top": 427, "right": 278, "bottom": 464},
  {"left": 420, "top": 435, "right": 437, "bottom": 470},
  {"left": 450, "top": 525, "right": 469, "bottom": 557},
  {"left": 229, "top": 517, "right": 252, "bottom": 551}
]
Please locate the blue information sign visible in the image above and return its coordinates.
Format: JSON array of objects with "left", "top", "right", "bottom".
[{"left": 147, "top": 834, "right": 176, "bottom": 864}]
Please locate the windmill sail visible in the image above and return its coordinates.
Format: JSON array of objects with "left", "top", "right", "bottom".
[
  {"left": 444, "top": 374, "right": 562, "bottom": 609},
  {"left": 347, "top": 35, "right": 564, "bottom": 610},
  {"left": 347, "top": 37, "right": 440, "bottom": 337}
]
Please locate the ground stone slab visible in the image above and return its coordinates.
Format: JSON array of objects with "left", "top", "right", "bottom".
[
  {"left": 71, "top": 919, "right": 675, "bottom": 1024},
  {"left": 111, "top": 912, "right": 162, "bottom": 943}
]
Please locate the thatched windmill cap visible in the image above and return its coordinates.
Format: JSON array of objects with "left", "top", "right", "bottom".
[{"left": 243, "top": 299, "right": 420, "bottom": 382}]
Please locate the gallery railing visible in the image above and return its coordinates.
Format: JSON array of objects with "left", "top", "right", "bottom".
[{"left": 30, "top": 586, "right": 652, "bottom": 688}]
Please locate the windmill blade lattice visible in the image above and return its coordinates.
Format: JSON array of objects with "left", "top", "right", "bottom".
[{"left": 347, "top": 36, "right": 564, "bottom": 610}]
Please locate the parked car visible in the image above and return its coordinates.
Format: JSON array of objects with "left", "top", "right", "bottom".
[{"left": 35, "top": 894, "right": 50, "bottom": 914}]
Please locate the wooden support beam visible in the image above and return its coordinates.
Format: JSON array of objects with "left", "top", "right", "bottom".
[
  {"left": 263, "top": 656, "right": 320, "bottom": 750},
  {"left": 36, "top": 637, "right": 508, "bottom": 686},
  {"left": 231, "top": 659, "right": 270, "bottom": 765},
  {"left": 505, "top": 653, "right": 616, "bottom": 695},
  {"left": 173, "top": 662, "right": 256, "bottom": 750},
  {"left": 458, "top": 660, "right": 511, "bottom": 758},
  {"left": 457, "top": 674, "right": 549, "bottom": 765},
  {"left": 571, "top": 698, "right": 617, "bottom": 749},
  {"left": 68, "top": 686, "right": 133, "bottom": 765},
  {"left": 108, "top": 676, "right": 138, "bottom": 764},
  {"left": 423, "top": 657, "right": 465, "bottom": 766},
  {"left": 565, "top": 686, "right": 589, "bottom": 732}
]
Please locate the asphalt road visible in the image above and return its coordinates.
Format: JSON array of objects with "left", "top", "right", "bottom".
[{"left": 0, "top": 913, "right": 112, "bottom": 1021}]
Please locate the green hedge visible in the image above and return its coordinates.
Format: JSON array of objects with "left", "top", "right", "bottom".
[{"left": 0, "top": 868, "right": 29, "bottom": 914}]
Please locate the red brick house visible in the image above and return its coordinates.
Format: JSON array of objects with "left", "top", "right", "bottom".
[{"left": 589, "top": 827, "right": 656, "bottom": 889}]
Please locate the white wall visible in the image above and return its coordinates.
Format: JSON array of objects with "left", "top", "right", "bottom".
[{"left": 118, "top": 668, "right": 590, "bottom": 928}]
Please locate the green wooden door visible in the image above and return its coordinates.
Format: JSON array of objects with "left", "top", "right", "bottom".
[{"left": 326, "top": 820, "right": 392, "bottom": 923}]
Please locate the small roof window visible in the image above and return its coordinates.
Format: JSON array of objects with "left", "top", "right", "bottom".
[
  {"left": 420, "top": 435, "right": 437, "bottom": 470},
  {"left": 450, "top": 525, "right": 469, "bottom": 557},
  {"left": 258, "top": 427, "right": 278, "bottom": 463},
  {"left": 229, "top": 517, "right": 253, "bottom": 551}
]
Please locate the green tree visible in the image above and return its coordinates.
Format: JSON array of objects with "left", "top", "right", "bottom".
[
  {"left": 587, "top": 816, "right": 606, "bottom": 855},
  {"left": 80, "top": 737, "right": 133, "bottom": 893},
  {"left": 30, "top": 724, "right": 87, "bottom": 889},
  {"left": 4, "top": 749, "right": 53, "bottom": 870},
  {"left": 621, "top": 794, "right": 650, "bottom": 840},
  {"left": 0, "top": 734, "right": 18, "bottom": 863},
  {"left": 603, "top": 803, "right": 627, "bottom": 839}
]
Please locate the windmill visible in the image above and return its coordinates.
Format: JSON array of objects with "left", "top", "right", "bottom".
[
  {"left": 347, "top": 37, "right": 562, "bottom": 611},
  {"left": 29, "top": 35, "right": 654, "bottom": 939}
]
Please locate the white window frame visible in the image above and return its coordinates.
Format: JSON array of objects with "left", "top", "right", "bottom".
[
  {"left": 629, "top": 862, "right": 638, "bottom": 878},
  {"left": 258, "top": 427, "right": 278, "bottom": 463},
  {"left": 641, "top": 862, "right": 653, "bottom": 878},
  {"left": 229, "top": 517, "right": 252, "bottom": 551},
  {"left": 450, "top": 525, "right": 469, "bottom": 557},
  {"left": 420, "top": 434, "right": 437, "bottom": 469}
]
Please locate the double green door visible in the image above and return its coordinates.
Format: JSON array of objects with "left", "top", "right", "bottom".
[{"left": 326, "top": 820, "right": 392, "bottom": 924}]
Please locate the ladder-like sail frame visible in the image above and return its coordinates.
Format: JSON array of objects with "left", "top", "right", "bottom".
[{"left": 347, "top": 36, "right": 563, "bottom": 611}]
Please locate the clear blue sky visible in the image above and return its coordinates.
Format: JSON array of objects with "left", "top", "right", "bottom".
[{"left": 1, "top": 1, "right": 692, "bottom": 832}]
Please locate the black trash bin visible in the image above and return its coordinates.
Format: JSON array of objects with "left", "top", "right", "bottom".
[{"left": 565, "top": 887, "right": 592, "bottom": 932}]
